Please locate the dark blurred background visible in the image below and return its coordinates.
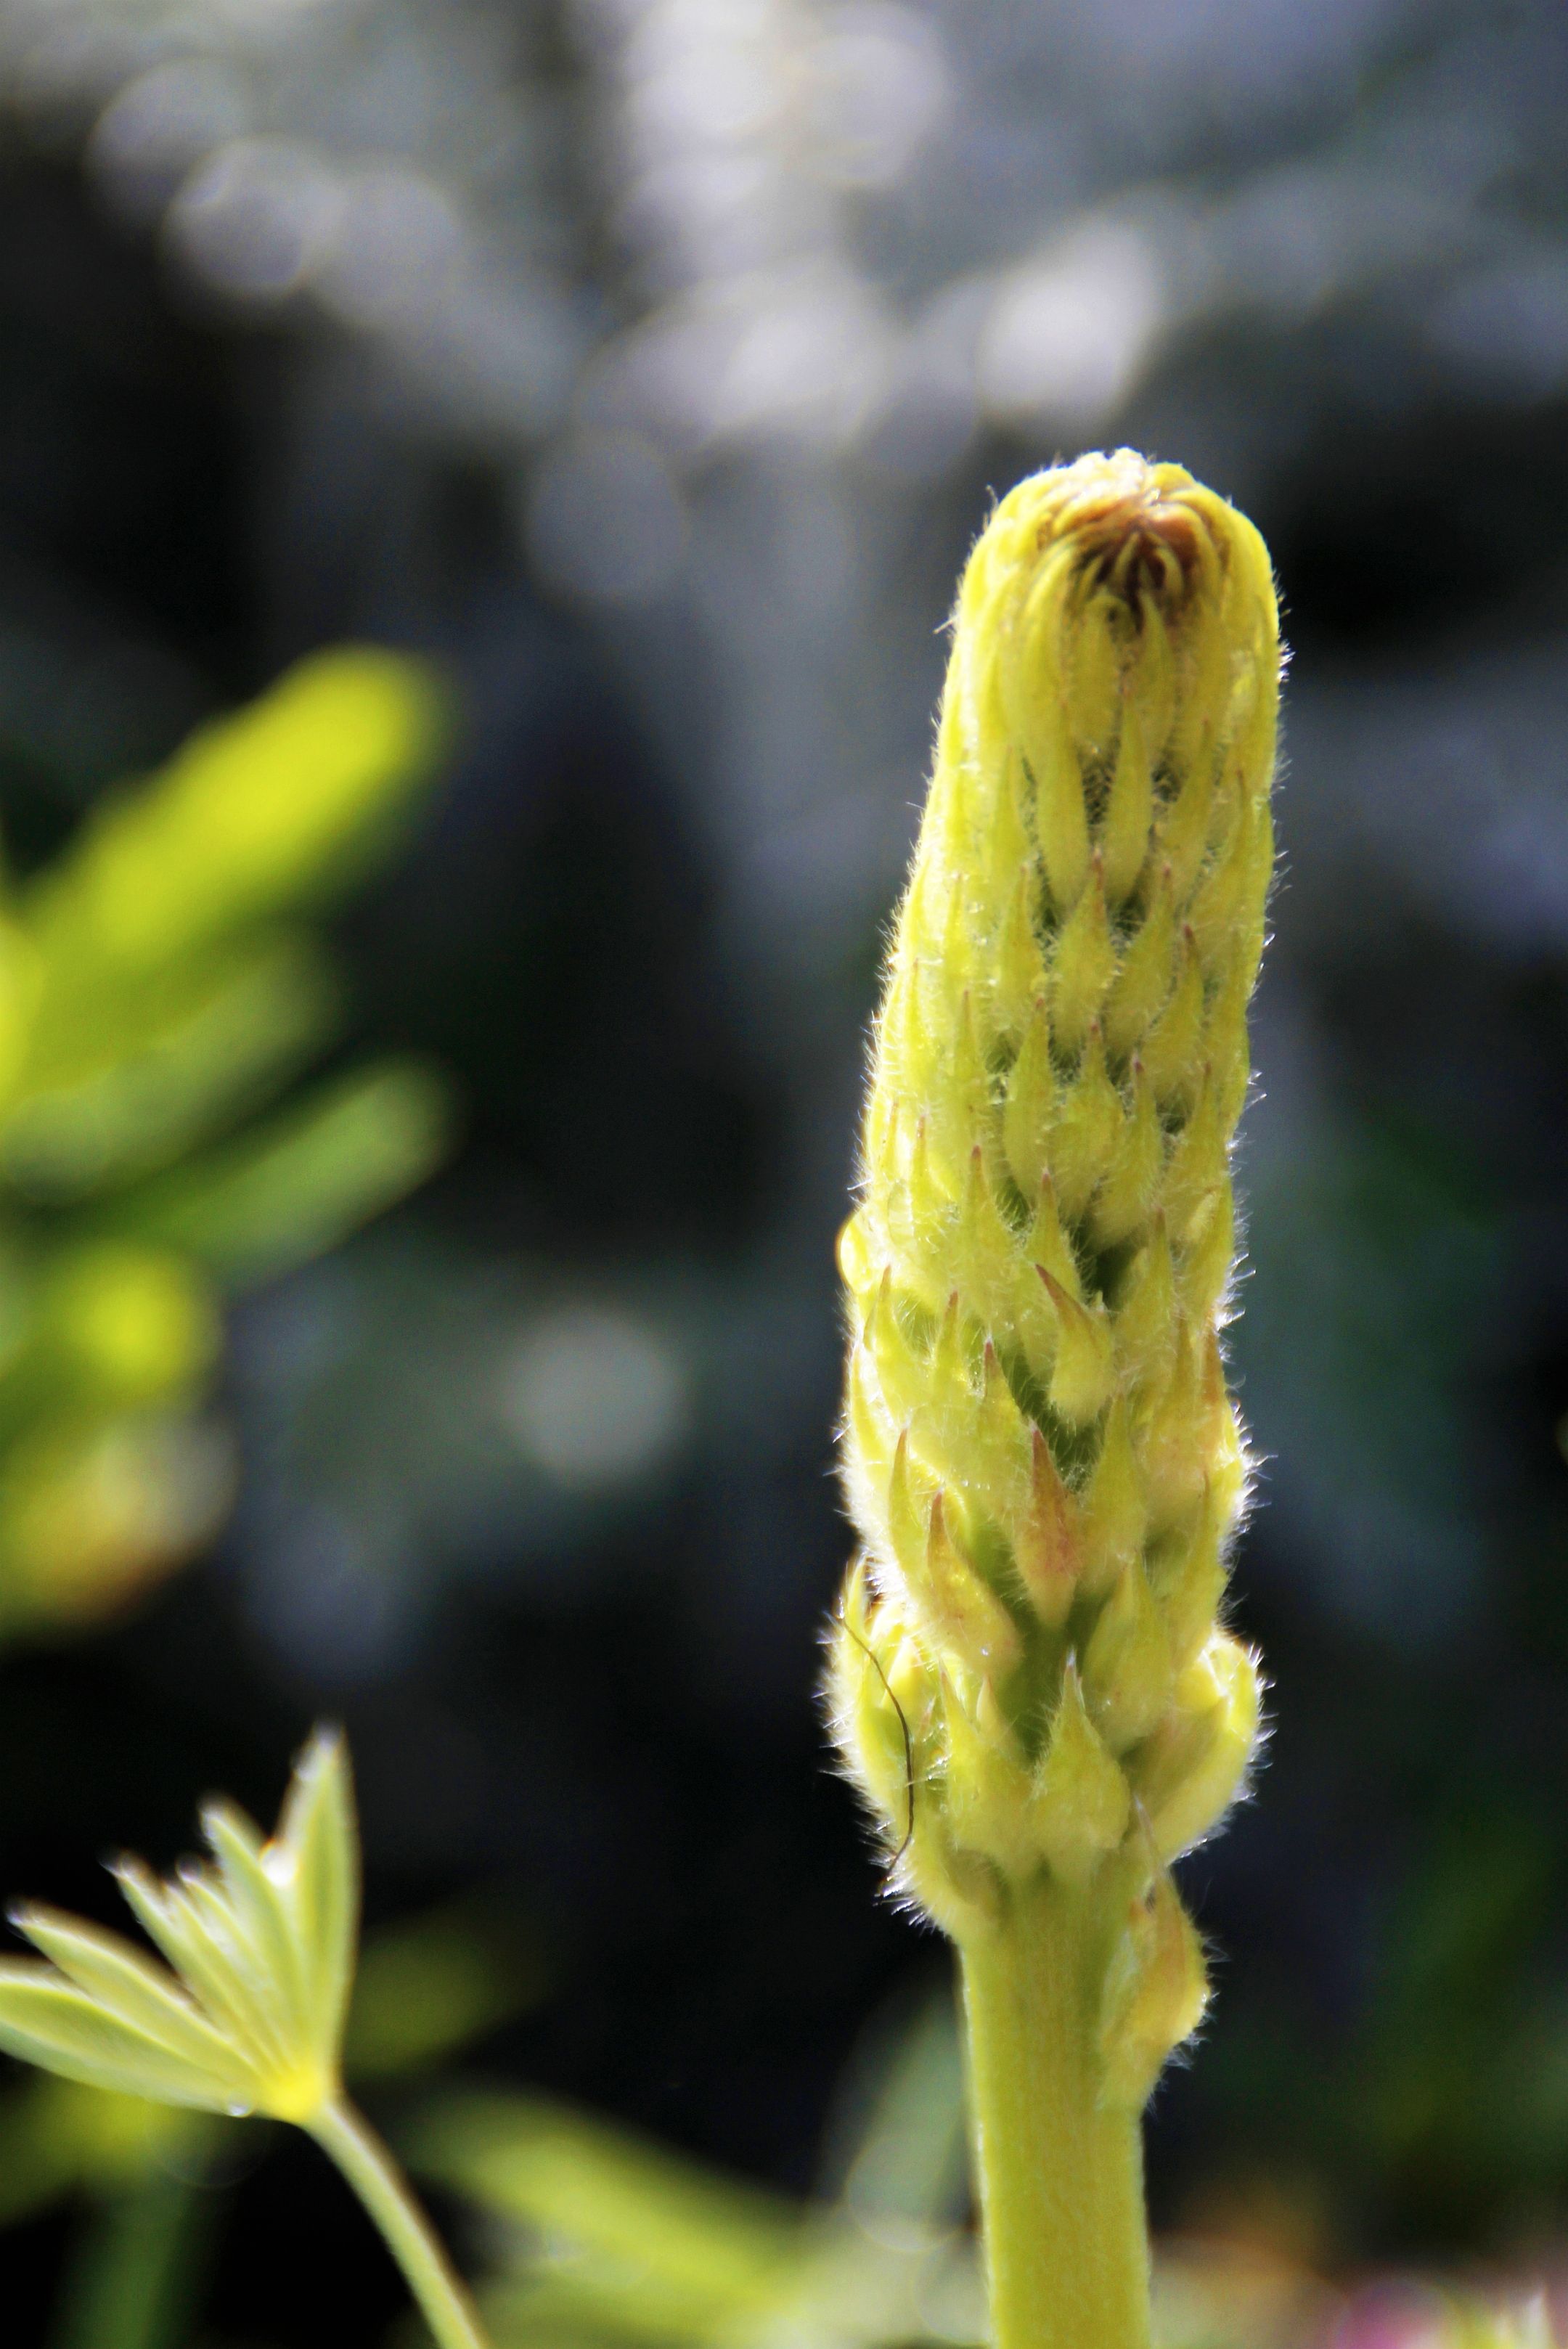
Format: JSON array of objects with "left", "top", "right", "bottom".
[{"left": 0, "top": 0, "right": 1566, "bottom": 2337}]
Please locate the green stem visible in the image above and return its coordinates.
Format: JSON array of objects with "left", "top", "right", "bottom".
[
  {"left": 959, "top": 1873, "right": 1150, "bottom": 2349},
  {"left": 311, "top": 2096, "right": 491, "bottom": 2349}
]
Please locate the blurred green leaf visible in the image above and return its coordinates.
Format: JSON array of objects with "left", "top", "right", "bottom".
[
  {"left": 0, "top": 1412, "right": 234, "bottom": 1631},
  {"left": 346, "top": 1904, "right": 545, "bottom": 2083},
  {"left": 411, "top": 2088, "right": 801, "bottom": 2313},
  {"left": 0, "top": 646, "right": 455, "bottom": 1635},
  {"left": 20, "top": 647, "right": 446, "bottom": 989},
  {"left": 104, "top": 1061, "right": 452, "bottom": 1290},
  {"left": 48, "top": 2171, "right": 215, "bottom": 2349},
  {"left": 0, "top": 2075, "right": 213, "bottom": 2226},
  {"left": 407, "top": 1993, "right": 987, "bottom": 2349},
  {"left": 825, "top": 1990, "right": 968, "bottom": 2244},
  {"left": 0, "top": 933, "right": 340, "bottom": 1199}
]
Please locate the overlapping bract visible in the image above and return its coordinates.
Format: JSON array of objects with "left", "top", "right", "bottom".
[
  {"left": 0, "top": 1728, "right": 357, "bottom": 2123},
  {"left": 827, "top": 452, "right": 1279, "bottom": 2105}
]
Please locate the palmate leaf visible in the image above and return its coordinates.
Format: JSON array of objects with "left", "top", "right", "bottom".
[
  {"left": 113, "top": 1861, "right": 284, "bottom": 2067},
  {"left": 0, "top": 1728, "right": 359, "bottom": 2125},
  {"left": 0, "top": 1973, "right": 234, "bottom": 2110},
  {"left": 15, "top": 1909, "right": 238, "bottom": 2075},
  {"left": 0, "top": 1742, "right": 486, "bottom": 2349}
]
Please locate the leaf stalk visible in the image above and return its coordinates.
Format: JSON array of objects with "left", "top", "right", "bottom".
[{"left": 312, "top": 2096, "right": 491, "bottom": 2349}]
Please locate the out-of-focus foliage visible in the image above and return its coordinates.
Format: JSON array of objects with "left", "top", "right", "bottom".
[
  {"left": 46, "top": 2168, "right": 215, "bottom": 2349},
  {"left": 407, "top": 1993, "right": 981, "bottom": 2349},
  {"left": 1202, "top": 1786, "right": 1568, "bottom": 2247},
  {"left": 404, "top": 2002, "right": 1568, "bottom": 2349},
  {"left": 345, "top": 1900, "right": 545, "bottom": 2085},
  {"left": 0, "top": 2074, "right": 211, "bottom": 2229},
  {"left": 0, "top": 647, "right": 448, "bottom": 1636}
]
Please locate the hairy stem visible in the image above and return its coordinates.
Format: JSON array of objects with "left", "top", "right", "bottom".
[
  {"left": 959, "top": 1876, "right": 1149, "bottom": 2349},
  {"left": 312, "top": 2096, "right": 491, "bottom": 2349}
]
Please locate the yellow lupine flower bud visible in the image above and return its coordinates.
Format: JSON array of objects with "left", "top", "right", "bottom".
[{"left": 828, "top": 450, "right": 1279, "bottom": 2115}]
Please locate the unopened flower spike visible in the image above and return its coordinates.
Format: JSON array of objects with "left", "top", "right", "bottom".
[
  {"left": 0, "top": 1730, "right": 489, "bottom": 2349},
  {"left": 825, "top": 450, "right": 1281, "bottom": 2349}
]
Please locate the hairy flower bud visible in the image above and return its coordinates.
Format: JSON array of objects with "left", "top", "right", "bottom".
[{"left": 826, "top": 451, "right": 1279, "bottom": 2104}]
